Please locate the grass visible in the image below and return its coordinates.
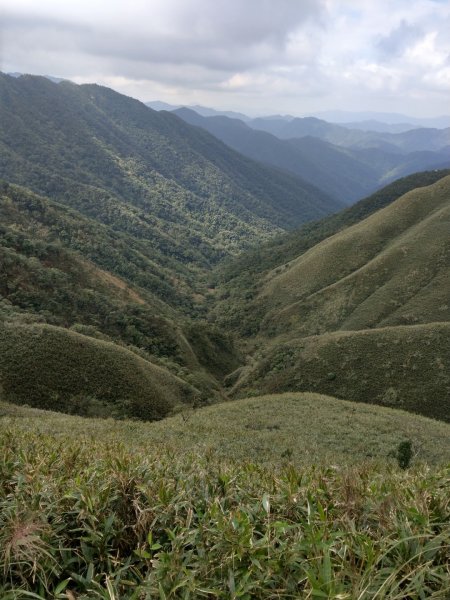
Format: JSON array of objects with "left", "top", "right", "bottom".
[
  {"left": 212, "top": 169, "right": 450, "bottom": 336},
  {"left": 259, "top": 175, "right": 450, "bottom": 338},
  {"left": 0, "top": 321, "right": 198, "bottom": 420},
  {"left": 233, "top": 323, "right": 450, "bottom": 422},
  {"left": 1, "top": 391, "right": 449, "bottom": 467},
  {"left": 0, "top": 400, "right": 449, "bottom": 598}
]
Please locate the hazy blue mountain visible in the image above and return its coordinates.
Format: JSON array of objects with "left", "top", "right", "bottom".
[
  {"left": 174, "top": 108, "right": 380, "bottom": 203},
  {"left": 314, "top": 110, "right": 450, "bottom": 129},
  {"left": 248, "top": 116, "right": 450, "bottom": 152},
  {"left": 339, "top": 120, "right": 416, "bottom": 133},
  {"left": 174, "top": 107, "right": 450, "bottom": 204},
  {"left": 146, "top": 100, "right": 182, "bottom": 111},
  {"left": 146, "top": 100, "right": 250, "bottom": 121}
]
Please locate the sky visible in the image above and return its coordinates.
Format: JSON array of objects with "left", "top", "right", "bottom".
[{"left": 1, "top": 0, "right": 450, "bottom": 118}]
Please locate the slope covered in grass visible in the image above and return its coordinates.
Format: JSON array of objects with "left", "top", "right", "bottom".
[
  {"left": 212, "top": 169, "right": 450, "bottom": 335},
  {"left": 2, "top": 391, "right": 449, "bottom": 465},
  {"left": 0, "top": 322, "right": 198, "bottom": 420},
  {"left": 259, "top": 175, "right": 450, "bottom": 338},
  {"left": 233, "top": 324, "right": 450, "bottom": 422},
  {"left": 0, "top": 402, "right": 449, "bottom": 598},
  {"left": 216, "top": 176, "right": 450, "bottom": 422}
]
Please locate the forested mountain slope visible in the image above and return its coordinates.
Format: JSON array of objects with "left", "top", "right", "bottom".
[
  {"left": 0, "top": 182, "right": 240, "bottom": 411},
  {"left": 0, "top": 73, "right": 339, "bottom": 268}
]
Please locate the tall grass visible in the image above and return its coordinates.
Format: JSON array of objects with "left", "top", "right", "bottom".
[{"left": 1, "top": 420, "right": 448, "bottom": 599}]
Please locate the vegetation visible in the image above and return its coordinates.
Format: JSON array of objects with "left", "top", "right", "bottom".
[
  {"left": 0, "top": 72, "right": 338, "bottom": 274},
  {"left": 232, "top": 324, "right": 450, "bottom": 422},
  {"left": 0, "top": 181, "right": 242, "bottom": 402},
  {"left": 0, "top": 402, "right": 447, "bottom": 596},
  {"left": 215, "top": 168, "right": 450, "bottom": 279},
  {"left": 0, "top": 322, "right": 199, "bottom": 419},
  {"left": 4, "top": 390, "right": 449, "bottom": 466},
  {"left": 175, "top": 108, "right": 450, "bottom": 204},
  {"left": 0, "top": 401, "right": 449, "bottom": 598},
  {"left": 258, "top": 174, "right": 450, "bottom": 337},
  {"left": 214, "top": 176, "right": 450, "bottom": 423},
  {"left": 1, "top": 73, "right": 450, "bottom": 598}
]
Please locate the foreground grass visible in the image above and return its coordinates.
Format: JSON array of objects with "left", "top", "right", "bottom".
[
  {"left": 1, "top": 400, "right": 449, "bottom": 598},
  {"left": 2, "top": 392, "right": 450, "bottom": 466}
]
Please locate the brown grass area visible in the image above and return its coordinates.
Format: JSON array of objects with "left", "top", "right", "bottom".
[{"left": 87, "top": 262, "right": 146, "bottom": 305}]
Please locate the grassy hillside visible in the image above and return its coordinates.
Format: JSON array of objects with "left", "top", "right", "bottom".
[
  {"left": 260, "top": 175, "right": 450, "bottom": 337},
  {"left": 233, "top": 323, "right": 450, "bottom": 422},
  {"left": 2, "top": 391, "right": 450, "bottom": 465},
  {"left": 216, "top": 176, "right": 450, "bottom": 423},
  {"left": 212, "top": 170, "right": 450, "bottom": 335},
  {"left": 0, "top": 73, "right": 339, "bottom": 269},
  {"left": 0, "top": 321, "right": 201, "bottom": 420},
  {"left": 0, "top": 401, "right": 449, "bottom": 598}
]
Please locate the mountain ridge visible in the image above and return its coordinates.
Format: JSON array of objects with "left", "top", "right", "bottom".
[{"left": 174, "top": 107, "right": 450, "bottom": 204}]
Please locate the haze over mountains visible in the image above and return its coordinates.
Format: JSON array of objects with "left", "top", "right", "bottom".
[
  {"left": 145, "top": 100, "right": 450, "bottom": 204},
  {"left": 172, "top": 107, "right": 450, "bottom": 204},
  {"left": 147, "top": 100, "right": 450, "bottom": 130}
]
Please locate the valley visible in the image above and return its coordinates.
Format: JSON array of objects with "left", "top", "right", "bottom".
[{"left": 1, "top": 72, "right": 449, "bottom": 598}]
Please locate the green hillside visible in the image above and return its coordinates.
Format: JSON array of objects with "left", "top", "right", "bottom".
[
  {"left": 1, "top": 73, "right": 449, "bottom": 428},
  {"left": 218, "top": 176, "right": 450, "bottom": 422},
  {"left": 0, "top": 181, "right": 241, "bottom": 402},
  {"left": 233, "top": 324, "right": 450, "bottom": 422},
  {"left": 2, "top": 391, "right": 450, "bottom": 465},
  {"left": 0, "top": 73, "right": 339, "bottom": 270},
  {"left": 0, "top": 321, "right": 200, "bottom": 420},
  {"left": 259, "top": 175, "right": 450, "bottom": 337},
  {"left": 212, "top": 169, "right": 450, "bottom": 335}
]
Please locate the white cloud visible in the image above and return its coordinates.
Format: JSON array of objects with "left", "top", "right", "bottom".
[{"left": 1, "top": 0, "right": 450, "bottom": 116}]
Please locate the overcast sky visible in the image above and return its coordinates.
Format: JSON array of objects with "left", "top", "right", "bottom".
[{"left": 1, "top": 0, "right": 450, "bottom": 117}]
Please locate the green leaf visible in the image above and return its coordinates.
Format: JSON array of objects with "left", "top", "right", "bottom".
[
  {"left": 262, "top": 493, "right": 270, "bottom": 514},
  {"left": 54, "top": 579, "right": 70, "bottom": 595}
]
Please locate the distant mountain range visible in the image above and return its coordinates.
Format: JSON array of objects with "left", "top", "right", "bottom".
[
  {"left": 148, "top": 99, "right": 450, "bottom": 131},
  {"left": 173, "top": 107, "right": 450, "bottom": 204},
  {"left": 314, "top": 109, "right": 450, "bottom": 129},
  {"left": 146, "top": 100, "right": 251, "bottom": 121}
]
